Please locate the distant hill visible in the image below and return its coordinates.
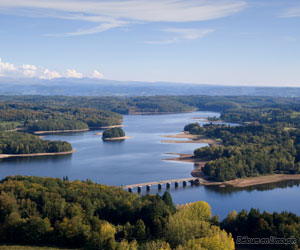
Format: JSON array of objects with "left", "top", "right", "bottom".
[{"left": 1, "top": 77, "right": 300, "bottom": 97}]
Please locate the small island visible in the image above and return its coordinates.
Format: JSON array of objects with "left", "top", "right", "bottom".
[{"left": 102, "top": 127, "right": 129, "bottom": 141}]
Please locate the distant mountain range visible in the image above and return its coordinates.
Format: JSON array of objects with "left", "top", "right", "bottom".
[{"left": 1, "top": 77, "right": 300, "bottom": 97}]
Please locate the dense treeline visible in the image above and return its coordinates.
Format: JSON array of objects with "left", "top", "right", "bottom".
[
  {"left": 0, "top": 132, "right": 72, "bottom": 154},
  {"left": 27, "top": 119, "right": 88, "bottom": 132},
  {"left": 102, "top": 128, "right": 125, "bottom": 139},
  {"left": 0, "top": 176, "right": 234, "bottom": 250},
  {"left": 221, "top": 209, "right": 300, "bottom": 250}
]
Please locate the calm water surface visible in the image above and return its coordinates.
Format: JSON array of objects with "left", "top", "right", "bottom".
[{"left": 1, "top": 111, "right": 300, "bottom": 219}]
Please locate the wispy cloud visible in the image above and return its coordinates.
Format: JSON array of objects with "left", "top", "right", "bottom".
[
  {"left": 281, "top": 5, "right": 300, "bottom": 18},
  {"left": 146, "top": 28, "right": 214, "bottom": 44},
  {"left": 0, "top": 0, "right": 246, "bottom": 36}
]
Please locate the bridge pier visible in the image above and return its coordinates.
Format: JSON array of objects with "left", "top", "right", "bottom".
[{"left": 123, "top": 177, "right": 200, "bottom": 192}]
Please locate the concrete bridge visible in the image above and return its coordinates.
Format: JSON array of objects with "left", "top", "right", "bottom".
[{"left": 122, "top": 177, "right": 203, "bottom": 193}]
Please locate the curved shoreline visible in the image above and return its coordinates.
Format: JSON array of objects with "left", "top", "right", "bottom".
[
  {"left": 103, "top": 136, "right": 131, "bottom": 141},
  {"left": 0, "top": 150, "right": 76, "bottom": 159},
  {"left": 164, "top": 153, "right": 300, "bottom": 188},
  {"left": 33, "top": 129, "right": 89, "bottom": 135}
]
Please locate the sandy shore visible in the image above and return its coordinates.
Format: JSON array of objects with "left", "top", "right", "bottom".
[
  {"left": 161, "top": 132, "right": 219, "bottom": 145},
  {"left": 100, "top": 125, "right": 123, "bottom": 129},
  {"left": 94, "top": 132, "right": 103, "bottom": 135},
  {"left": 165, "top": 153, "right": 300, "bottom": 188},
  {"left": 0, "top": 150, "right": 76, "bottom": 159},
  {"left": 220, "top": 174, "right": 300, "bottom": 188},
  {"left": 33, "top": 129, "right": 89, "bottom": 135},
  {"left": 103, "top": 136, "right": 131, "bottom": 141}
]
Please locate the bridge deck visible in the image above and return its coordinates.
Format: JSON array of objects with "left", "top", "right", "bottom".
[{"left": 123, "top": 177, "right": 199, "bottom": 189}]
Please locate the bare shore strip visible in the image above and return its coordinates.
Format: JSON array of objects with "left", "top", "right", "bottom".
[
  {"left": 0, "top": 150, "right": 76, "bottom": 159},
  {"left": 99, "top": 125, "right": 124, "bottom": 129},
  {"left": 165, "top": 153, "right": 300, "bottom": 188},
  {"left": 161, "top": 132, "right": 220, "bottom": 145},
  {"left": 103, "top": 136, "right": 131, "bottom": 141},
  {"left": 31, "top": 125, "right": 123, "bottom": 135}
]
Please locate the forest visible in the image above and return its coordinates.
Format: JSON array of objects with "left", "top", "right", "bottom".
[
  {"left": 0, "top": 102, "right": 122, "bottom": 133},
  {"left": 0, "top": 176, "right": 235, "bottom": 250},
  {"left": 184, "top": 100, "right": 300, "bottom": 181},
  {"left": 2, "top": 95, "right": 300, "bottom": 116},
  {"left": 0, "top": 132, "right": 72, "bottom": 154}
]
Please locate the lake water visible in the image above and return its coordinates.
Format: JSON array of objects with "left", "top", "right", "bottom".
[{"left": 1, "top": 111, "right": 300, "bottom": 219}]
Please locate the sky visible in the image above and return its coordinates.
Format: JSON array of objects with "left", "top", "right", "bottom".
[{"left": 0, "top": 0, "right": 299, "bottom": 86}]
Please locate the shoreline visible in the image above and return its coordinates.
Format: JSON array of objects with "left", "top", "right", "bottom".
[
  {"left": 165, "top": 153, "right": 300, "bottom": 188},
  {"left": 33, "top": 129, "right": 89, "bottom": 135},
  {"left": 99, "top": 125, "right": 124, "bottom": 129},
  {"left": 161, "top": 132, "right": 220, "bottom": 145},
  {"left": 0, "top": 150, "right": 76, "bottom": 159},
  {"left": 103, "top": 136, "right": 131, "bottom": 141},
  {"left": 128, "top": 108, "right": 197, "bottom": 115},
  {"left": 192, "top": 117, "right": 223, "bottom": 123}
]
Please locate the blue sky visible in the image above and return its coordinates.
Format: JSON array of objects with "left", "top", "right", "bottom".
[{"left": 0, "top": 0, "right": 299, "bottom": 86}]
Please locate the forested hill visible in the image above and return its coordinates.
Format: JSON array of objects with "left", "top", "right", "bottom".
[
  {"left": 1, "top": 95, "right": 300, "bottom": 115},
  {"left": 0, "top": 101, "right": 123, "bottom": 132},
  {"left": 0, "top": 176, "right": 234, "bottom": 250},
  {"left": 1, "top": 77, "right": 300, "bottom": 97}
]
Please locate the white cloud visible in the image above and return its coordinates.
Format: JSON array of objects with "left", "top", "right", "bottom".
[
  {"left": 0, "top": 0, "right": 247, "bottom": 36},
  {"left": 21, "top": 64, "right": 37, "bottom": 70},
  {"left": 65, "top": 69, "right": 83, "bottom": 78},
  {"left": 0, "top": 58, "right": 17, "bottom": 76},
  {"left": 0, "top": 58, "right": 102, "bottom": 79},
  {"left": 146, "top": 28, "right": 214, "bottom": 44},
  {"left": 21, "top": 64, "right": 38, "bottom": 77},
  {"left": 40, "top": 69, "right": 62, "bottom": 79},
  {"left": 92, "top": 70, "right": 104, "bottom": 79}
]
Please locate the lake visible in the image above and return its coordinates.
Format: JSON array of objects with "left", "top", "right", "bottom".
[{"left": 1, "top": 111, "right": 300, "bottom": 219}]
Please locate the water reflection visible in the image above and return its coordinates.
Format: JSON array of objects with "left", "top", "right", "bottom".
[{"left": 137, "top": 179, "right": 300, "bottom": 196}]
